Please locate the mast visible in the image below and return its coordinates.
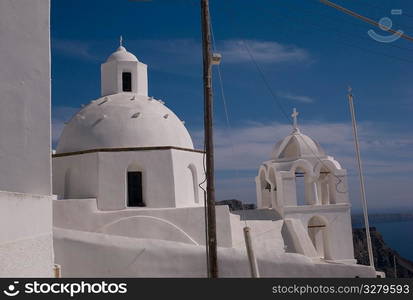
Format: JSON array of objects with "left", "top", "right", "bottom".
[
  {"left": 201, "top": 0, "right": 218, "bottom": 278},
  {"left": 347, "top": 87, "right": 375, "bottom": 269}
]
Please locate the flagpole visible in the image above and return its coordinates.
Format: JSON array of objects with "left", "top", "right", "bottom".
[{"left": 347, "top": 87, "right": 374, "bottom": 269}]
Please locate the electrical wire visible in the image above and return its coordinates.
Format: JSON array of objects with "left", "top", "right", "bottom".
[
  {"left": 352, "top": 0, "right": 413, "bottom": 19},
  {"left": 270, "top": 4, "right": 413, "bottom": 52},
  {"left": 209, "top": 12, "right": 252, "bottom": 205},
  {"left": 241, "top": 38, "right": 347, "bottom": 193},
  {"left": 266, "top": 7, "right": 413, "bottom": 64},
  {"left": 209, "top": 2, "right": 352, "bottom": 194}
]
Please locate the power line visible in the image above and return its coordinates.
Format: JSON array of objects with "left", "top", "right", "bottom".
[
  {"left": 274, "top": 2, "right": 413, "bottom": 52},
  {"left": 309, "top": 0, "right": 413, "bottom": 31},
  {"left": 210, "top": 1, "right": 407, "bottom": 196},
  {"left": 265, "top": 13, "right": 413, "bottom": 65},
  {"left": 237, "top": 40, "right": 348, "bottom": 194},
  {"left": 319, "top": 0, "right": 413, "bottom": 42},
  {"left": 264, "top": 5, "right": 413, "bottom": 63},
  {"left": 353, "top": 0, "right": 413, "bottom": 19},
  {"left": 242, "top": 40, "right": 291, "bottom": 122},
  {"left": 210, "top": 12, "right": 246, "bottom": 203}
]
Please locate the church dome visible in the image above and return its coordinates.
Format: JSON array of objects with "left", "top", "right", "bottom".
[
  {"left": 270, "top": 108, "right": 326, "bottom": 161},
  {"left": 56, "top": 93, "right": 194, "bottom": 153},
  {"left": 271, "top": 130, "right": 325, "bottom": 161},
  {"left": 106, "top": 46, "right": 138, "bottom": 62}
]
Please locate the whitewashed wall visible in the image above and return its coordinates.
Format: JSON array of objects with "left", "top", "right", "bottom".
[
  {"left": 170, "top": 149, "right": 205, "bottom": 207},
  {"left": 0, "top": 191, "right": 53, "bottom": 277},
  {"left": 53, "top": 149, "right": 204, "bottom": 210},
  {"left": 0, "top": 0, "right": 53, "bottom": 277},
  {"left": 284, "top": 204, "right": 355, "bottom": 263},
  {"left": 54, "top": 228, "right": 376, "bottom": 278},
  {"left": 0, "top": 0, "right": 51, "bottom": 195}
]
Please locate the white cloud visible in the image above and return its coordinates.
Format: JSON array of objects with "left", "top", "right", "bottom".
[
  {"left": 51, "top": 102, "right": 411, "bottom": 210},
  {"left": 52, "top": 38, "right": 310, "bottom": 69},
  {"left": 278, "top": 92, "right": 315, "bottom": 103},
  {"left": 191, "top": 121, "right": 413, "bottom": 210},
  {"left": 52, "top": 39, "right": 99, "bottom": 61},
  {"left": 218, "top": 39, "right": 310, "bottom": 64}
]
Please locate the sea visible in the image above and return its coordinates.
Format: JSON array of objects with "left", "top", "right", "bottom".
[{"left": 356, "top": 220, "right": 413, "bottom": 261}]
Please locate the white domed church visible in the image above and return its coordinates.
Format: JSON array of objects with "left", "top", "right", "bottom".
[
  {"left": 0, "top": 2, "right": 378, "bottom": 278},
  {"left": 53, "top": 44, "right": 204, "bottom": 210},
  {"left": 51, "top": 45, "right": 376, "bottom": 277}
]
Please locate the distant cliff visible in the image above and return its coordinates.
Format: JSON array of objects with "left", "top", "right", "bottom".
[
  {"left": 216, "top": 199, "right": 256, "bottom": 211},
  {"left": 353, "top": 227, "right": 413, "bottom": 278}
]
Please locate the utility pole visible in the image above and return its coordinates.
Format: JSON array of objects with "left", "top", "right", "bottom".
[
  {"left": 347, "top": 87, "right": 375, "bottom": 269},
  {"left": 201, "top": 0, "right": 218, "bottom": 278}
]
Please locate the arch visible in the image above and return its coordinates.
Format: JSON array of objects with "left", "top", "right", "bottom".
[
  {"left": 317, "top": 167, "right": 337, "bottom": 205},
  {"left": 314, "top": 159, "right": 341, "bottom": 177},
  {"left": 127, "top": 163, "right": 142, "bottom": 172},
  {"left": 291, "top": 160, "right": 319, "bottom": 205},
  {"left": 307, "top": 216, "right": 331, "bottom": 260},
  {"left": 290, "top": 159, "right": 315, "bottom": 178},
  {"left": 122, "top": 71, "right": 132, "bottom": 92},
  {"left": 295, "top": 166, "right": 307, "bottom": 205},
  {"left": 97, "top": 215, "right": 199, "bottom": 245},
  {"left": 126, "top": 163, "right": 145, "bottom": 207},
  {"left": 187, "top": 163, "right": 199, "bottom": 204},
  {"left": 259, "top": 168, "right": 272, "bottom": 208},
  {"left": 268, "top": 167, "right": 278, "bottom": 208},
  {"left": 314, "top": 160, "right": 341, "bottom": 205}
]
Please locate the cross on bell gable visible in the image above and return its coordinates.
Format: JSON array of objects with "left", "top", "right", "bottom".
[{"left": 291, "top": 107, "right": 299, "bottom": 132}]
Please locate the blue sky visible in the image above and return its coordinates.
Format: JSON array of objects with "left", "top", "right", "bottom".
[{"left": 51, "top": 0, "right": 413, "bottom": 213}]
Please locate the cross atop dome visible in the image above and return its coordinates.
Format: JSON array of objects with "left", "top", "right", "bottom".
[
  {"left": 119, "top": 35, "right": 123, "bottom": 47},
  {"left": 291, "top": 107, "right": 300, "bottom": 133}
]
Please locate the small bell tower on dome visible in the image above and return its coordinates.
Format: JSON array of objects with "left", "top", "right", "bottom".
[{"left": 101, "top": 36, "right": 148, "bottom": 97}]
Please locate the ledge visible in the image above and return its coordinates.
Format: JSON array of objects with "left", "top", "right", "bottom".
[
  {"left": 284, "top": 203, "right": 351, "bottom": 213},
  {"left": 53, "top": 146, "right": 205, "bottom": 158}
]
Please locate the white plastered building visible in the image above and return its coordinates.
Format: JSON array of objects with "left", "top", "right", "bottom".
[
  {"left": 255, "top": 109, "right": 355, "bottom": 264},
  {"left": 53, "top": 45, "right": 205, "bottom": 210},
  {"left": 0, "top": 0, "right": 54, "bottom": 277},
  {"left": 52, "top": 46, "right": 375, "bottom": 277}
]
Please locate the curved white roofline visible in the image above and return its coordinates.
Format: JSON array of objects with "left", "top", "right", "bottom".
[
  {"left": 271, "top": 130, "right": 326, "bottom": 161},
  {"left": 56, "top": 93, "right": 194, "bottom": 153},
  {"left": 106, "top": 46, "right": 139, "bottom": 62}
]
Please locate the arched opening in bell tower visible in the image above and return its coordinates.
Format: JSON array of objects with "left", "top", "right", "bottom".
[
  {"left": 259, "top": 171, "right": 272, "bottom": 208},
  {"left": 308, "top": 216, "right": 331, "bottom": 260},
  {"left": 317, "top": 166, "right": 337, "bottom": 205},
  {"left": 295, "top": 167, "right": 307, "bottom": 205},
  {"left": 122, "top": 72, "right": 132, "bottom": 92}
]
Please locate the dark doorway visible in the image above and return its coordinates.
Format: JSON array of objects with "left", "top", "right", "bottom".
[
  {"left": 122, "top": 72, "right": 132, "bottom": 92},
  {"left": 127, "top": 171, "right": 144, "bottom": 207}
]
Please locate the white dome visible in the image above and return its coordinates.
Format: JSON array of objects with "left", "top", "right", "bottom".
[
  {"left": 56, "top": 93, "right": 194, "bottom": 153},
  {"left": 271, "top": 129, "right": 325, "bottom": 161},
  {"left": 106, "top": 46, "right": 138, "bottom": 62}
]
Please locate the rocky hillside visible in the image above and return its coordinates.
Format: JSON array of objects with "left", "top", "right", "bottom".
[
  {"left": 353, "top": 227, "right": 413, "bottom": 278},
  {"left": 216, "top": 199, "right": 256, "bottom": 211}
]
